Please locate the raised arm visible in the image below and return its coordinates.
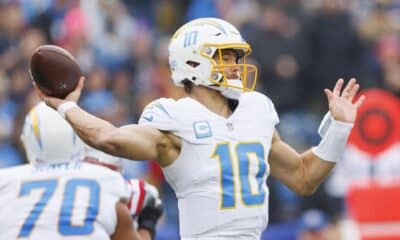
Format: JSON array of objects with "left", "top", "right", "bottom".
[
  {"left": 65, "top": 105, "right": 162, "bottom": 161},
  {"left": 269, "top": 132, "right": 335, "bottom": 195},
  {"left": 34, "top": 77, "right": 180, "bottom": 166},
  {"left": 269, "top": 78, "right": 365, "bottom": 195}
]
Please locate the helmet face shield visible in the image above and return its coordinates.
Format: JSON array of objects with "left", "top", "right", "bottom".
[{"left": 201, "top": 43, "right": 258, "bottom": 92}]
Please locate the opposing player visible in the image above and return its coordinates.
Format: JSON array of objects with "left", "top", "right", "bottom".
[
  {"left": 36, "top": 18, "right": 365, "bottom": 239},
  {"left": 0, "top": 102, "right": 153, "bottom": 240}
]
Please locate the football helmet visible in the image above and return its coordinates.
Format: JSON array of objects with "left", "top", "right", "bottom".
[
  {"left": 20, "top": 102, "right": 84, "bottom": 164},
  {"left": 168, "top": 17, "right": 257, "bottom": 99}
]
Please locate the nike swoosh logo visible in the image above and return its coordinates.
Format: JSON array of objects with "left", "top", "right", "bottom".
[{"left": 142, "top": 115, "right": 153, "bottom": 122}]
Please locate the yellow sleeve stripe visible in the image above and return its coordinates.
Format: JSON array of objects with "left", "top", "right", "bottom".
[{"left": 29, "top": 108, "right": 42, "bottom": 148}]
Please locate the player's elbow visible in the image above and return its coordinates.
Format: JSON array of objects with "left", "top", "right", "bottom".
[
  {"left": 297, "top": 186, "right": 317, "bottom": 196},
  {"left": 296, "top": 180, "right": 319, "bottom": 196}
]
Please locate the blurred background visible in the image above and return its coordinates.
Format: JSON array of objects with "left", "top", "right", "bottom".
[{"left": 0, "top": 0, "right": 400, "bottom": 239}]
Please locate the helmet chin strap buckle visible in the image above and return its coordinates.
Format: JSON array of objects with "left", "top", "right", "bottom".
[{"left": 212, "top": 73, "right": 222, "bottom": 82}]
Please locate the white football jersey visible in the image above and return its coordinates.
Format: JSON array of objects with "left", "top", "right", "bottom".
[
  {"left": 0, "top": 162, "right": 131, "bottom": 240},
  {"left": 139, "top": 91, "right": 279, "bottom": 239}
]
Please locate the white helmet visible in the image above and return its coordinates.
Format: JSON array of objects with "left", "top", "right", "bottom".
[
  {"left": 20, "top": 102, "right": 84, "bottom": 164},
  {"left": 168, "top": 17, "right": 258, "bottom": 99}
]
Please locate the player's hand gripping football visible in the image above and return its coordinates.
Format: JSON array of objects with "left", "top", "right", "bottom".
[
  {"left": 324, "top": 78, "right": 365, "bottom": 123},
  {"left": 34, "top": 76, "right": 86, "bottom": 109}
]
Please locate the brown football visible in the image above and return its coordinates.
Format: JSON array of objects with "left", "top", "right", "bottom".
[{"left": 30, "top": 45, "right": 81, "bottom": 99}]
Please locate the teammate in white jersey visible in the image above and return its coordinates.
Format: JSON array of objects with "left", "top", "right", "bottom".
[
  {"left": 0, "top": 103, "right": 154, "bottom": 240},
  {"left": 82, "top": 141, "right": 163, "bottom": 238},
  {"left": 18, "top": 102, "right": 163, "bottom": 239},
  {"left": 36, "top": 18, "right": 365, "bottom": 239}
]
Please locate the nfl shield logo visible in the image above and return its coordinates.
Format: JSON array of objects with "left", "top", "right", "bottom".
[{"left": 226, "top": 122, "right": 234, "bottom": 131}]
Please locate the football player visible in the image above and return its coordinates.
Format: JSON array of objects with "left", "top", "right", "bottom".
[
  {"left": 0, "top": 102, "right": 157, "bottom": 240},
  {"left": 37, "top": 18, "right": 365, "bottom": 239},
  {"left": 19, "top": 102, "right": 163, "bottom": 239}
]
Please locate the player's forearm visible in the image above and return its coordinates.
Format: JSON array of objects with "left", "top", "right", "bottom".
[
  {"left": 298, "top": 150, "right": 335, "bottom": 195},
  {"left": 298, "top": 119, "right": 353, "bottom": 195},
  {"left": 65, "top": 106, "right": 117, "bottom": 152}
]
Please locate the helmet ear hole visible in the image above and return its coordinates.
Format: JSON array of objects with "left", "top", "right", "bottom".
[{"left": 186, "top": 61, "right": 200, "bottom": 68}]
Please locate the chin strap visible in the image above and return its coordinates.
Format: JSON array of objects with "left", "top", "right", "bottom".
[
  {"left": 220, "top": 79, "right": 244, "bottom": 100},
  {"left": 207, "top": 78, "right": 244, "bottom": 100}
]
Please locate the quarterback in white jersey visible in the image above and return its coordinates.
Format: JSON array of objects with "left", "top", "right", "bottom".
[
  {"left": 138, "top": 93, "right": 277, "bottom": 238},
  {"left": 37, "top": 18, "right": 365, "bottom": 239},
  {"left": 0, "top": 102, "right": 152, "bottom": 240}
]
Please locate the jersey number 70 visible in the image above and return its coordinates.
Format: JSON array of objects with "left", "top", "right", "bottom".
[
  {"left": 212, "top": 142, "right": 267, "bottom": 209},
  {"left": 18, "top": 178, "right": 100, "bottom": 238}
]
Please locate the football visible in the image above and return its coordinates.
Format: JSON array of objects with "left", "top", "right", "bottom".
[{"left": 30, "top": 45, "right": 81, "bottom": 99}]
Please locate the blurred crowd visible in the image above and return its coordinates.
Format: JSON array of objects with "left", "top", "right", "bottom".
[{"left": 1, "top": 0, "right": 400, "bottom": 239}]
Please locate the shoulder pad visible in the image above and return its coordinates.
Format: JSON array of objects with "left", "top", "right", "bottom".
[
  {"left": 138, "top": 98, "right": 179, "bottom": 132},
  {"left": 247, "top": 92, "right": 279, "bottom": 125}
]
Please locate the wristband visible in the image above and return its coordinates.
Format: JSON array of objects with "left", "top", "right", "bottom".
[
  {"left": 57, "top": 101, "right": 77, "bottom": 119},
  {"left": 312, "top": 119, "right": 353, "bottom": 163},
  {"left": 318, "top": 111, "right": 332, "bottom": 138}
]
